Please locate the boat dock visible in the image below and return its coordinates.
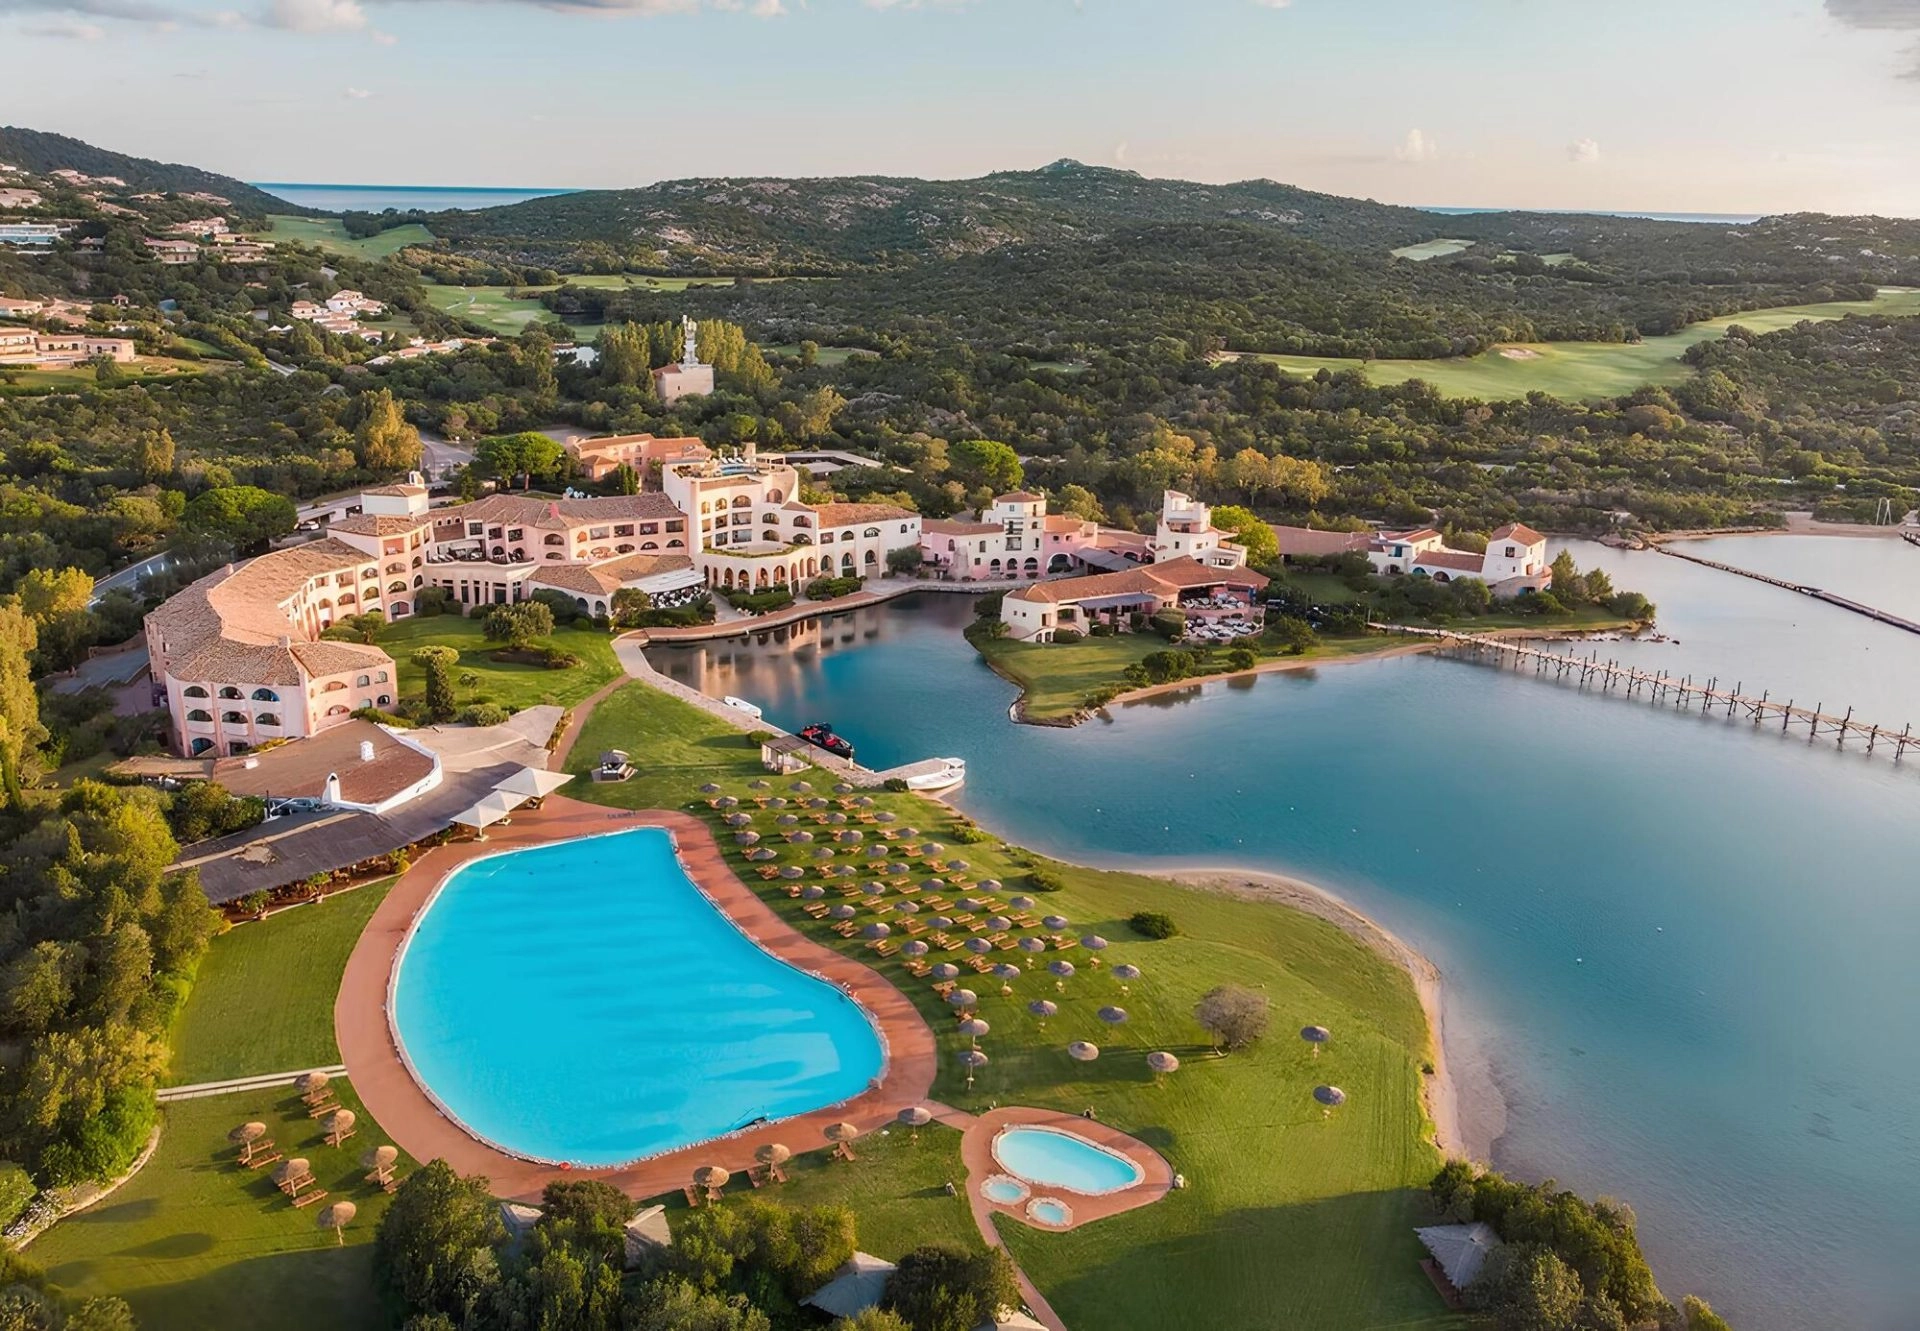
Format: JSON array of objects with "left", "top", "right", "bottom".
[
  {"left": 1378, "top": 625, "right": 1918, "bottom": 762},
  {"left": 1653, "top": 545, "right": 1920, "bottom": 636}
]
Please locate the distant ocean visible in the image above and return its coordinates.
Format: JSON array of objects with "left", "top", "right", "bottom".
[
  {"left": 251, "top": 183, "right": 576, "bottom": 212},
  {"left": 1424, "top": 205, "right": 1764, "bottom": 225}
]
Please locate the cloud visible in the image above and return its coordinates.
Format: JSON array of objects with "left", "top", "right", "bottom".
[
  {"left": 18, "top": 13, "right": 103, "bottom": 31},
  {"left": 343, "top": 84, "right": 371, "bottom": 97},
  {"left": 0, "top": 0, "right": 181, "bottom": 22},
  {"left": 260, "top": 0, "right": 364, "bottom": 29},
  {"left": 1250, "top": 0, "right": 1291, "bottom": 7},
  {"left": 369, "top": 23, "right": 392, "bottom": 38},
  {"left": 1567, "top": 137, "right": 1601, "bottom": 164},
  {"left": 1393, "top": 128, "right": 1437, "bottom": 164},
  {"left": 1826, "top": 0, "right": 1920, "bottom": 28}
]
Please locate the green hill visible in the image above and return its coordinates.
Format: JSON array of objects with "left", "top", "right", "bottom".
[{"left": 0, "top": 127, "right": 306, "bottom": 217}]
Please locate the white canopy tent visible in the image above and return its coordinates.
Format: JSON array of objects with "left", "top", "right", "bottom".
[{"left": 495, "top": 767, "right": 573, "bottom": 801}]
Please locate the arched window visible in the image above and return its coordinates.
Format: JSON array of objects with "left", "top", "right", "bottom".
[
  {"left": 252, "top": 688, "right": 279, "bottom": 702},
  {"left": 616, "top": 544, "right": 634, "bottom": 554},
  {"left": 545, "top": 534, "right": 564, "bottom": 546},
  {"left": 640, "top": 541, "right": 658, "bottom": 550},
  {"left": 323, "top": 680, "right": 347, "bottom": 692},
  {"left": 375, "top": 670, "right": 389, "bottom": 683},
  {"left": 792, "top": 516, "right": 812, "bottom": 528},
  {"left": 413, "top": 575, "right": 424, "bottom": 587},
  {"left": 326, "top": 704, "right": 350, "bottom": 717},
  {"left": 820, "top": 532, "right": 835, "bottom": 544},
  {"left": 338, "top": 592, "right": 357, "bottom": 606},
  {"left": 575, "top": 597, "right": 589, "bottom": 612},
  {"left": 841, "top": 551, "right": 855, "bottom": 570},
  {"left": 593, "top": 601, "right": 606, "bottom": 616},
  {"left": 187, "top": 708, "right": 213, "bottom": 723},
  {"left": 763, "top": 530, "right": 780, "bottom": 543},
  {"left": 183, "top": 686, "right": 210, "bottom": 698},
  {"left": 221, "top": 711, "right": 246, "bottom": 724},
  {"left": 389, "top": 581, "right": 407, "bottom": 594},
  {"left": 864, "top": 527, "right": 881, "bottom": 538},
  {"left": 866, "top": 550, "right": 879, "bottom": 565},
  {"left": 218, "top": 686, "right": 243, "bottom": 700},
  {"left": 386, "top": 561, "right": 407, "bottom": 574},
  {"left": 258, "top": 712, "right": 283, "bottom": 727},
  {"left": 377, "top": 694, "right": 392, "bottom": 707},
  {"left": 767, "top": 489, "right": 784, "bottom": 503},
  {"left": 667, "top": 539, "right": 684, "bottom": 548},
  {"left": 731, "top": 495, "right": 751, "bottom": 508},
  {"left": 190, "top": 738, "right": 214, "bottom": 756}
]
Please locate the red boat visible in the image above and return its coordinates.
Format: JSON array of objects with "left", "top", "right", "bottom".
[{"left": 798, "top": 723, "right": 854, "bottom": 759}]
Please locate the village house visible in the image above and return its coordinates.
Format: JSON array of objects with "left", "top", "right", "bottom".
[
  {"left": 164, "top": 216, "right": 228, "bottom": 238},
  {"left": 143, "top": 236, "right": 200, "bottom": 264},
  {"left": 652, "top": 315, "right": 716, "bottom": 405},
  {"left": 998, "top": 556, "right": 1271, "bottom": 643},
  {"left": 1364, "top": 523, "right": 1550, "bottom": 595},
  {"left": 0, "top": 188, "right": 42, "bottom": 209},
  {"left": 0, "top": 221, "right": 68, "bottom": 248},
  {"left": 921, "top": 491, "right": 1104, "bottom": 580},
  {"left": 367, "top": 336, "right": 496, "bottom": 366},
  {"left": 0, "top": 326, "right": 136, "bottom": 367},
  {"left": 563, "top": 432, "right": 711, "bottom": 483}
]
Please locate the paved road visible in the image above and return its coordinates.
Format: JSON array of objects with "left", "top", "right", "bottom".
[{"left": 90, "top": 551, "right": 174, "bottom": 605}]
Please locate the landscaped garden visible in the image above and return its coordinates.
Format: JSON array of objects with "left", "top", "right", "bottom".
[{"left": 374, "top": 613, "right": 622, "bottom": 713}]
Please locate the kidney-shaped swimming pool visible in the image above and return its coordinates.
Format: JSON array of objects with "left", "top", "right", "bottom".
[{"left": 392, "top": 826, "right": 886, "bottom": 1166}]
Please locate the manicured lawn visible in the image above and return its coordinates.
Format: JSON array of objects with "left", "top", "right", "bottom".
[
  {"left": 701, "top": 1124, "right": 981, "bottom": 1261},
  {"left": 570, "top": 683, "right": 1464, "bottom": 1331},
  {"left": 32, "top": 1084, "right": 410, "bottom": 1331},
  {"left": 261, "top": 214, "right": 434, "bottom": 259},
  {"left": 423, "top": 282, "right": 602, "bottom": 340},
  {"left": 1240, "top": 286, "right": 1920, "bottom": 400},
  {"left": 1, "top": 357, "right": 205, "bottom": 391},
  {"left": 1390, "top": 238, "right": 1474, "bottom": 261},
  {"left": 169, "top": 881, "right": 394, "bottom": 1085},
  {"left": 374, "top": 615, "right": 622, "bottom": 712}
]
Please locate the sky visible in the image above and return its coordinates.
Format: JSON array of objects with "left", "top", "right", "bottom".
[{"left": 5, "top": 0, "right": 1920, "bottom": 215}]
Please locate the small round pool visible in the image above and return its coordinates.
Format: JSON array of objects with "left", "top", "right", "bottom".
[
  {"left": 981, "top": 1175, "right": 1030, "bottom": 1205},
  {"left": 1026, "top": 1197, "right": 1073, "bottom": 1227},
  {"left": 992, "top": 1126, "right": 1144, "bottom": 1195}
]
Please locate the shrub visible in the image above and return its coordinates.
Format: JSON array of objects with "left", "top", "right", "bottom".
[
  {"left": 1128, "top": 910, "right": 1179, "bottom": 939},
  {"left": 882, "top": 778, "right": 910, "bottom": 793},
  {"left": 1026, "top": 867, "right": 1064, "bottom": 893},
  {"left": 1149, "top": 609, "right": 1186, "bottom": 640},
  {"left": 0, "top": 1162, "right": 36, "bottom": 1229},
  {"left": 724, "top": 588, "right": 796, "bottom": 614},
  {"left": 459, "top": 703, "right": 510, "bottom": 726},
  {"left": 1225, "top": 645, "right": 1257, "bottom": 670},
  {"left": 481, "top": 601, "right": 554, "bottom": 646},
  {"left": 747, "top": 729, "right": 774, "bottom": 745},
  {"left": 529, "top": 588, "right": 583, "bottom": 626},
  {"left": 165, "top": 781, "right": 264, "bottom": 844},
  {"left": 1087, "top": 622, "right": 1113, "bottom": 637},
  {"left": 973, "top": 591, "right": 1005, "bottom": 618},
  {"left": 1050, "top": 627, "right": 1083, "bottom": 644},
  {"left": 354, "top": 705, "right": 417, "bottom": 729},
  {"left": 412, "top": 586, "right": 453, "bottom": 617},
  {"left": 803, "top": 575, "right": 862, "bottom": 601},
  {"left": 883, "top": 1245, "right": 1020, "bottom": 1331},
  {"left": 39, "top": 1086, "right": 155, "bottom": 1187}
]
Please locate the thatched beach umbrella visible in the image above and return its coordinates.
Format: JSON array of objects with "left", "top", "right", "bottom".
[
  {"left": 1147, "top": 1051, "right": 1181, "bottom": 1077},
  {"left": 958, "top": 1017, "right": 990, "bottom": 1039},
  {"left": 749, "top": 779, "right": 771, "bottom": 790},
  {"left": 987, "top": 915, "right": 1012, "bottom": 932},
  {"left": 715, "top": 795, "right": 740, "bottom": 810},
  {"left": 1009, "top": 895, "right": 1035, "bottom": 909},
  {"left": 888, "top": 861, "right": 911, "bottom": 875},
  {"left": 1028, "top": 999, "right": 1058, "bottom": 1019},
  {"left": 876, "top": 810, "right": 897, "bottom": 823},
  {"left": 923, "top": 842, "right": 946, "bottom": 854},
  {"left": 1113, "top": 964, "right": 1142, "bottom": 982},
  {"left": 361, "top": 1144, "right": 399, "bottom": 1172},
  {"left": 1082, "top": 935, "right": 1109, "bottom": 952},
  {"left": 862, "top": 922, "right": 891, "bottom": 940},
  {"left": 812, "top": 847, "right": 834, "bottom": 860},
  {"left": 1048, "top": 960, "right": 1076, "bottom": 978},
  {"left": 700, "top": 783, "right": 722, "bottom": 794},
  {"left": 828, "top": 811, "right": 849, "bottom": 825},
  {"left": 957, "top": 1049, "right": 989, "bottom": 1069},
  {"left": 272, "top": 1157, "right": 310, "bottom": 1190},
  {"left": 734, "top": 831, "right": 761, "bottom": 846},
  {"left": 948, "top": 859, "right": 970, "bottom": 872},
  {"left": 902, "top": 940, "right": 929, "bottom": 957},
  {"left": 929, "top": 916, "right": 955, "bottom": 930},
  {"left": 808, "top": 797, "right": 830, "bottom": 809},
  {"left": 1043, "top": 915, "right": 1070, "bottom": 930},
  {"left": 1301, "top": 1025, "right": 1331, "bottom": 1056},
  {"left": 830, "top": 904, "right": 857, "bottom": 919},
  {"left": 749, "top": 848, "right": 777, "bottom": 861},
  {"left": 926, "top": 879, "right": 950, "bottom": 893},
  {"left": 768, "top": 796, "right": 788, "bottom": 808},
  {"left": 863, "top": 880, "right": 889, "bottom": 895},
  {"left": 833, "top": 781, "right": 855, "bottom": 794},
  {"left": 960, "top": 896, "right": 988, "bottom": 911},
  {"left": 1313, "top": 1085, "right": 1347, "bottom": 1109},
  {"left": 318, "top": 1200, "right": 357, "bottom": 1245},
  {"left": 896, "top": 900, "right": 921, "bottom": 914},
  {"left": 932, "top": 963, "right": 961, "bottom": 980},
  {"left": 900, "top": 827, "right": 920, "bottom": 838},
  {"left": 946, "top": 988, "right": 979, "bottom": 1009},
  {"left": 979, "top": 878, "right": 1003, "bottom": 892},
  {"left": 824, "top": 1121, "right": 860, "bottom": 1159},
  {"left": 867, "top": 846, "right": 889, "bottom": 859},
  {"left": 725, "top": 812, "right": 752, "bottom": 827},
  {"left": 324, "top": 1109, "right": 356, "bottom": 1144},
  {"left": 855, "top": 795, "right": 875, "bottom": 807},
  {"left": 992, "top": 963, "right": 1022, "bottom": 980},
  {"left": 295, "top": 1071, "right": 331, "bottom": 1100},
  {"left": 898, "top": 1106, "right": 933, "bottom": 1128},
  {"left": 777, "top": 813, "right": 800, "bottom": 826},
  {"left": 229, "top": 1121, "right": 268, "bottom": 1149},
  {"left": 787, "top": 829, "right": 814, "bottom": 844},
  {"left": 755, "top": 1143, "right": 791, "bottom": 1166},
  {"left": 694, "top": 1164, "right": 730, "bottom": 1193},
  {"left": 1097, "top": 1005, "right": 1129, "bottom": 1025},
  {"left": 965, "top": 937, "right": 993, "bottom": 955},
  {"left": 1067, "top": 1041, "right": 1100, "bottom": 1062},
  {"left": 1017, "top": 937, "right": 1047, "bottom": 954},
  {"left": 781, "top": 865, "right": 806, "bottom": 881},
  {"left": 791, "top": 780, "right": 813, "bottom": 793},
  {"left": 840, "top": 829, "right": 864, "bottom": 843}
]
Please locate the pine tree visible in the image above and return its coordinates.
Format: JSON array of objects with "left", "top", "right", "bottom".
[{"left": 355, "top": 388, "right": 421, "bottom": 473}]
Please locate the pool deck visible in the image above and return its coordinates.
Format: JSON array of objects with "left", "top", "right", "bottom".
[
  {"left": 335, "top": 797, "right": 938, "bottom": 1202},
  {"left": 959, "top": 1107, "right": 1175, "bottom": 1232}
]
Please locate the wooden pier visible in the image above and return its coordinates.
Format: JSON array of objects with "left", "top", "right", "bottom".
[
  {"left": 1653, "top": 545, "right": 1920, "bottom": 636},
  {"left": 1377, "top": 625, "right": 1918, "bottom": 762}
]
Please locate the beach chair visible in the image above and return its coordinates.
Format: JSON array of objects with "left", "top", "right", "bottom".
[
  {"left": 802, "top": 903, "right": 830, "bottom": 919},
  {"left": 247, "top": 1150, "right": 283, "bottom": 1170},
  {"left": 749, "top": 1166, "right": 767, "bottom": 1189},
  {"left": 874, "top": 940, "right": 899, "bottom": 957},
  {"left": 307, "top": 1100, "right": 342, "bottom": 1118},
  {"left": 932, "top": 980, "right": 956, "bottom": 997},
  {"left": 683, "top": 1186, "right": 703, "bottom": 1208},
  {"left": 901, "top": 919, "right": 926, "bottom": 936},
  {"left": 771, "top": 1162, "right": 789, "bottom": 1184},
  {"left": 291, "top": 1188, "right": 328, "bottom": 1209},
  {"left": 905, "top": 960, "right": 931, "bottom": 977},
  {"left": 995, "top": 934, "right": 1018, "bottom": 951}
]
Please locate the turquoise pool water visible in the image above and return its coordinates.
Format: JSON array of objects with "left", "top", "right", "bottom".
[
  {"left": 993, "top": 1127, "right": 1144, "bottom": 1194},
  {"left": 391, "top": 826, "right": 886, "bottom": 1166},
  {"left": 1026, "top": 1198, "right": 1074, "bottom": 1227},
  {"left": 981, "top": 1175, "right": 1030, "bottom": 1204}
]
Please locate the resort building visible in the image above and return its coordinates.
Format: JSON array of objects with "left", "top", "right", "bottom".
[
  {"left": 652, "top": 315, "right": 716, "bottom": 405},
  {"left": 0, "top": 189, "right": 43, "bottom": 209},
  {"left": 0, "top": 327, "right": 136, "bottom": 367},
  {"left": 662, "top": 445, "right": 921, "bottom": 592},
  {"left": 564, "top": 432, "right": 711, "bottom": 483},
  {"left": 143, "top": 237, "right": 200, "bottom": 264},
  {"left": 1152, "top": 491, "right": 1247, "bottom": 569},
  {"left": 921, "top": 491, "right": 1105, "bottom": 581},
  {"left": 998, "top": 556, "right": 1270, "bottom": 643},
  {"left": 1365, "top": 523, "right": 1549, "bottom": 594},
  {"left": 0, "top": 222, "right": 68, "bottom": 248},
  {"left": 366, "top": 336, "right": 494, "bottom": 366},
  {"left": 291, "top": 291, "right": 387, "bottom": 341},
  {"left": 0, "top": 294, "right": 93, "bottom": 325}
]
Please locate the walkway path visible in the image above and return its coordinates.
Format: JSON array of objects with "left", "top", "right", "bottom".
[{"left": 157, "top": 1064, "right": 347, "bottom": 1104}]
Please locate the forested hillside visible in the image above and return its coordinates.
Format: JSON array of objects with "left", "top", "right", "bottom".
[{"left": 0, "top": 128, "right": 297, "bottom": 217}]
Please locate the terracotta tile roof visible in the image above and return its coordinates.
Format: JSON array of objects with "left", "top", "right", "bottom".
[
  {"left": 811, "top": 502, "right": 916, "bottom": 528},
  {"left": 995, "top": 491, "right": 1042, "bottom": 503},
  {"left": 1488, "top": 523, "right": 1547, "bottom": 546},
  {"left": 211, "top": 719, "right": 435, "bottom": 806},
  {"left": 924, "top": 519, "right": 1001, "bottom": 537},
  {"left": 1270, "top": 525, "right": 1371, "bottom": 557},
  {"left": 592, "top": 552, "right": 696, "bottom": 583},
  {"left": 362, "top": 483, "right": 426, "bottom": 498},
  {"left": 1041, "top": 514, "right": 1095, "bottom": 533},
  {"left": 1006, "top": 556, "right": 1269, "bottom": 605},
  {"left": 1386, "top": 527, "right": 1443, "bottom": 543},
  {"left": 328, "top": 513, "right": 430, "bottom": 537},
  {"left": 529, "top": 564, "right": 618, "bottom": 596},
  {"left": 435, "top": 493, "right": 683, "bottom": 531},
  {"left": 1413, "top": 550, "right": 1486, "bottom": 573}
]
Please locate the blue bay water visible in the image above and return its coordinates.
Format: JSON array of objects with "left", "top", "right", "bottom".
[
  {"left": 251, "top": 183, "right": 575, "bottom": 212},
  {"left": 391, "top": 826, "right": 884, "bottom": 1166},
  {"left": 652, "top": 536, "right": 1920, "bottom": 1331}
]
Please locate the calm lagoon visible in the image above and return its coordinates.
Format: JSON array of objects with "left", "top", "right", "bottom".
[{"left": 653, "top": 537, "right": 1920, "bottom": 1331}]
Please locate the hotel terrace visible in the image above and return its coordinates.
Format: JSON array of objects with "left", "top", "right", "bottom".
[{"left": 998, "top": 557, "right": 1271, "bottom": 643}]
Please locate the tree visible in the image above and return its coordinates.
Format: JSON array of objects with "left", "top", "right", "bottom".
[
  {"left": 609, "top": 462, "right": 640, "bottom": 495},
  {"left": 1209, "top": 505, "right": 1278, "bottom": 564},
  {"left": 181, "top": 486, "right": 296, "bottom": 554},
  {"left": 474, "top": 433, "right": 565, "bottom": 490},
  {"left": 611, "top": 588, "right": 653, "bottom": 629},
  {"left": 166, "top": 780, "right": 265, "bottom": 843},
  {"left": 886, "top": 547, "right": 924, "bottom": 574},
  {"left": 1549, "top": 551, "right": 1589, "bottom": 604},
  {"left": 1055, "top": 484, "right": 1104, "bottom": 522},
  {"left": 14, "top": 566, "right": 97, "bottom": 674},
  {"left": 135, "top": 427, "right": 176, "bottom": 484},
  {"left": 1492, "top": 1246, "right": 1585, "bottom": 1331},
  {"left": 1227, "top": 447, "right": 1273, "bottom": 503},
  {"left": 949, "top": 440, "right": 1023, "bottom": 494},
  {"left": 1683, "top": 1296, "right": 1734, "bottom": 1331},
  {"left": 356, "top": 388, "right": 422, "bottom": 473},
  {"left": 411, "top": 645, "right": 460, "bottom": 721},
  {"left": 325, "top": 611, "right": 386, "bottom": 645},
  {"left": 597, "top": 321, "right": 653, "bottom": 388},
  {"left": 0, "top": 604, "right": 45, "bottom": 808},
  {"left": 482, "top": 602, "right": 554, "bottom": 648},
  {"left": 1269, "top": 454, "right": 1331, "bottom": 507},
  {"left": 835, "top": 1312, "right": 911, "bottom": 1331},
  {"left": 881, "top": 1245, "right": 1019, "bottom": 1331},
  {"left": 374, "top": 1161, "right": 507, "bottom": 1320},
  {"left": 624, "top": 1281, "right": 770, "bottom": 1331},
  {"left": 1194, "top": 983, "right": 1270, "bottom": 1051}
]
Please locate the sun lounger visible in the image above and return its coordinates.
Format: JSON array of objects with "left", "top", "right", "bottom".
[
  {"left": 932, "top": 980, "right": 956, "bottom": 996},
  {"left": 905, "top": 960, "right": 931, "bottom": 977},
  {"left": 307, "top": 1100, "right": 342, "bottom": 1118},
  {"left": 328, "top": 1128, "right": 357, "bottom": 1146},
  {"left": 872, "top": 940, "right": 899, "bottom": 956},
  {"left": 749, "top": 1166, "right": 767, "bottom": 1189},
  {"left": 832, "top": 922, "right": 858, "bottom": 937},
  {"left": 291, "top": 1188, "right": 328, "bottom": 1208},
  {"left": 683, "top": 1186, "right": 703, "bottom": 1208},
  {"left": 246, "top": 1150, "right": 283, "bottom": 1170},
  {"left": 771, "top": 1162, "right": 789, "bottom": 1184},
  {"left": 802, "top": 903, "right": 830, "bottom": 918}
]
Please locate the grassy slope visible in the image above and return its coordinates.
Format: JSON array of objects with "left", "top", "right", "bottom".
[
  {"left": 1247, "top": 287, "right": 1920, "bottom": 400},
  {"left": 1390, "top": 238, "right": 1474, "bottom": 260},
  {"left": 169, "top": 881, "right": 394, "bottom": 1085},
  {"left": 260, "top": 214, "right": 434, "bottom": 260},
  {"left": 567, "top": 682, "right": 1462, "bottom": 1331},
  {"left": 32, "top": 1085, "right": 410, "bottom": 1331},
  {"left": 375, "top": 615, "right": 622, "bottom": 712}
]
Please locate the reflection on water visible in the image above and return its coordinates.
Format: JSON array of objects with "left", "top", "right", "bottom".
[{"left": 652, "top": 542, "right": 1920, "bottom": 1331}]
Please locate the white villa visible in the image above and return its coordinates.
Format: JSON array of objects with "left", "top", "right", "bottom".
[
  {"left": 653, "top": 315, "right": 716, "bottom": 405},
  {"left": 1365, "top": 523, "right": 1549, "bottom": 595},
  {"left": 999, "top": 557, "right": 1270, "bottom": 644},
  {"left": 0, "top": 327, "right": 136, "bottom": 367}
]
